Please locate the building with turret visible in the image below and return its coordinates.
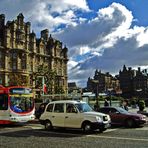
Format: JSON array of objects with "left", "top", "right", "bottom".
[
  {"left": 87, "top": 69, "right": 120, "bottom": 95},
  {"left": 119, "top": 65, "right": 148, "bottom": 98},
  {"left": 0, "top": 13, "right": 68, "bottom": 94}
]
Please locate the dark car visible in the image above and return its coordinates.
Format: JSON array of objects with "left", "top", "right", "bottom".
[
  {"left": 98, "top": 106, "right": 146, "bottom": 127},
  {"left": 35, "top": 103, "right": 48, "bottom": 119}
]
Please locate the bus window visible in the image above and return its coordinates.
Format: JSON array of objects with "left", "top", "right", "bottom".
[
  {"left": 10, "top": 96, "right": 34, "bottom": 113},
  {"left": 0, "top": 94, "right": 8, "bottom": 110}
]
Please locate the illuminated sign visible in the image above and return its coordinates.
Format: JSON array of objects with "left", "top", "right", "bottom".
[{"left": 9, "top": 88, "right": 32, "bottom": 94}]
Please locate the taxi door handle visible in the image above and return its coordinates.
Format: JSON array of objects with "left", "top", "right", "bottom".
[
  {"left": 52, "top": 116, "right": 55, "bottom": 118},
  {"left": 65, "top": 116, "right": 68, "bottom": 118}
]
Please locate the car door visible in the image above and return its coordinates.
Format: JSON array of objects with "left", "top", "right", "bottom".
[
  {"left": 51, "top": 103, "right": 65, "bottom": 127},
  {"left": 109, "top": 108, "right": 124, "bottom": 125},
  {"left": 64, "top": 103, "right": 82, "bottom": 128}
]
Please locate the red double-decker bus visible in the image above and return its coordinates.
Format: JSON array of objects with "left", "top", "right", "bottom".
[{"left": 0, "top": 85, "right": 35, "bottom": 124}]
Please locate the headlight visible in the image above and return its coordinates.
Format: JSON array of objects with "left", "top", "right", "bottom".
[
  {"left": 142, "top": 115, "right": 146, "bottom": 119},
  {"left": 96, "top": 116, "right": 102, "bottom": 122}
]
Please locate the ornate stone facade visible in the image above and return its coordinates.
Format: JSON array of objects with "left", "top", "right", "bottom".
[
  {"left": 0, "top": 13, "right": 68, "bottom": 94},
  {"left": 87, "top": 69, "right": 120, "bottom": 94},
  {"left": 119, "top": 65, "right": 148, "bottom": 98}
]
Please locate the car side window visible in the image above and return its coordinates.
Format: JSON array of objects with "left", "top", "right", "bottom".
[
  {"left": 66, "top": 104, "right": 76, "bottom": 113},
  {"left": 110, "top": 108, "right": 117, "bottom": 113},
  {"left": 46, "top": 104, "right": 53, "bottom": 112},
  {"left": 100, "top": 108, "right": 109, "bottom": 114},
  {"left": 54, "top": 103, "right": 64, "bottom": 113}
]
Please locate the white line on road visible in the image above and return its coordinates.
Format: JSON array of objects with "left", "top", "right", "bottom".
[{"left": 86, "top": 135, "right": 148, "bottom": 142}]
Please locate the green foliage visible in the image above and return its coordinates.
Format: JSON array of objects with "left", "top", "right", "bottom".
[
  {"left": 54, "top": 86, "right": 64, "bottom": 94},
  {"left": 138, "top": 100, "right": 145, "bottom": 111},
  {"left": 35, "top": 98, "right": 43, "bottom": 103},
  {"left": 130, "top": 98, "right": 137, "bottom": 105},
  {"left": 33, "top": 63, "right": 64, "bottom": 94},
  {"left": 9, "top": 74, "right": 29, "bottom": 86}
]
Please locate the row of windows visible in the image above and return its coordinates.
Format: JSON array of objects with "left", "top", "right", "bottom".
[{"left": 46, "top": 103, "right": 76, "bottom": 113}]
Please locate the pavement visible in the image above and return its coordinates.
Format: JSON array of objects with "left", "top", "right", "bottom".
[
  {"left": 128, "top": 107, "right": 148, "bottom": 113},
  {"left": 28, "top": 118, "right": 40, "bottom": 124}
]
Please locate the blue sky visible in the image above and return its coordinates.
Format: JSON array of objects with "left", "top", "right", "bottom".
[{"left": 0, "top": 0, "right": 148, "bottom": 87}]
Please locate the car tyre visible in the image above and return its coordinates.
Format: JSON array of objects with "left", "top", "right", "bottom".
[
  {"left": 45, "top": 120, "right": 53, "bottom": 130},
  {"left": 99, "top": 127, "right": 106, "bottom": 133},
  {"left": 125, "top": 118, "right": 135, "bottom": 128},
  {"left": 82, "top": 122, "right": 92, "bottom": 133}
]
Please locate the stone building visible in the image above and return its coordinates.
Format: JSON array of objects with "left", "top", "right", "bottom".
[
  {"left": 0, "top": 13, "right": 68, "bottom": 94},
  {"left": 87, "top": 69, "right": 120, "bottom": 94},
  {"left": 119, "top": 65, "right": 148, "bottom": 98}
]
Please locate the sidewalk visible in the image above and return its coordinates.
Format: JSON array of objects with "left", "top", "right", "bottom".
[
  {"left": 128, "top": 107, "right": 148, "bottom": 113},
  {"left": 28, "top": 118, "right": 40, "bottom": 124}
]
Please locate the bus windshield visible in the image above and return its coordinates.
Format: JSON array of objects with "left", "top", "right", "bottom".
[{"left": 10, "top": 95, "right": 34, "bottom": 113}]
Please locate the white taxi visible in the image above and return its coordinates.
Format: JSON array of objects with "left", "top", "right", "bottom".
[{"left": 39, "top": 100, "right": 111, "bottom": 133}]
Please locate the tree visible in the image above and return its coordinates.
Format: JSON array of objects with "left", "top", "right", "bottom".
[
  {"left": 138, "top": 100, "right": 145, "bottom": 111},
  {"left": 33, "top": 64, "right": 57, "bottom": 94},
  {"left": 9, "top": 73, "right": 29, "bottom": 86}
]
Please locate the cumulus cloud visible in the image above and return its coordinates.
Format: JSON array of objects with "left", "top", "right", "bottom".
[
  {"left": 55, "top": 3, "right": 148, "bottom": 87},
  {"left": 0, "top": 0, "right": 89, "bottom": 33}
]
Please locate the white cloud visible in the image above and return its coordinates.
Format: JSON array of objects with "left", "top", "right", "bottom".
[
  {"left": 79, "top": 46, "right": 91, "bottom": 55},
  {"left": 57, "top": 2, "right": 148, "bottom": 87},
  {"left": 136, "top": 27, "right": 148, "bottom": 47},
  {"left": 0, "top": 0, "right": 90, "bottom": 33},
  {"left": 63, "top": 0, "right": 89, "bottom": 11},
  {"left": 68, "top": 60, "right": 78, "bottom": 70}
]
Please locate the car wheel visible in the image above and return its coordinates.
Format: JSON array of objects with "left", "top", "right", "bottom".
[
  {"left": 125, "top": 119, "right": 135, "bottom": 128},
  {"left": 82, "top": 122, "right": 92, "bottom": 133},
  {"left": 45, "top": 120, "right": 53, "bottom": 130},
  {"left": 99, "top": 127, "right": 106, "bottom": 133}
]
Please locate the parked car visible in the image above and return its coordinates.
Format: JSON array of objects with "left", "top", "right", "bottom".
[
  {"left": 35, "top": 103, "right": 48, "bottom": 119},
  {"left": 39, "top": 100, "right": 111, "bottom": 133},
  {"left": 98, "top": 106, "right": 146, "bottom": 128}
]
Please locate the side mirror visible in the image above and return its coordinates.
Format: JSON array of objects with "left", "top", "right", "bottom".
[{"left": 115, "top": 111, "right": 120, "bottom": 114}]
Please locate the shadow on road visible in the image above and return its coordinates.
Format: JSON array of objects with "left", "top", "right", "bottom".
[{"left": 0, "top": 127, "right": 100, "bottom": 138}]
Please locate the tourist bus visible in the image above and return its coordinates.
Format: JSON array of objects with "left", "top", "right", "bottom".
[{"left": 0, "top": 85, "right": 35, "bottom": 124}]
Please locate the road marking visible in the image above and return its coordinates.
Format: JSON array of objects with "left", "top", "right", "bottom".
[
  {"left": 24, "top": 124, "right": 44, "bottom": 129},
  {"left": 135, "top": 127, "right": 148, "bottom": 130},
  {"left": 86, "top": 135, "right": 148, "bottom": 142},
  {"left": 103, "top": 128, "right": 117, "bottom": 133}
]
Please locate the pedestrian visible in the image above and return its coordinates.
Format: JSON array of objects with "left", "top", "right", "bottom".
[
  {"left": 122, "top": 100, "right": 128, "bottom": 111},
  {"left": 104, "top": 99, "right": 109, "bottom": 107}
]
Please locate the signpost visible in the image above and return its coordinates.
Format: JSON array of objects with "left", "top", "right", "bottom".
[{"left": 92, "top": 80, "right": 99, "bottom": 110}]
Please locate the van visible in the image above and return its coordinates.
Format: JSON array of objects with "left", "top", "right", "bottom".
[{"left": 39, "top": 100, "right": 111, "bottom": 133}]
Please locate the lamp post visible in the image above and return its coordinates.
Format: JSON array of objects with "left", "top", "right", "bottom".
[
  {"left": 92, "top": 80, "right": 99, "bottom": 111},
  {"left": 108, "top": 88, "right": 113, "bottom": 106}
]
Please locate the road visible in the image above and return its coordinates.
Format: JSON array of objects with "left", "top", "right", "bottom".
[{"left": 0, "top": 123, "right": 148, "bottom": 148}]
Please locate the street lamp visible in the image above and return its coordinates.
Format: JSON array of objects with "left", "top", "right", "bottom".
[
  {"left": 92, "top": 80, "right": 99, "bottom": 111},
  {"left": 108, "top": 88, "right": 113, "bottom": 106}
]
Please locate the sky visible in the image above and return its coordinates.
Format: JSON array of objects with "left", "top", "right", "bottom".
[{"left": 1, "top": 0, "right": 148, "bottom": 87}]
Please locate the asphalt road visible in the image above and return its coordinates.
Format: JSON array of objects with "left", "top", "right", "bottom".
[{"left": 0, "top": 123, "right": 148, "bottom": 148}]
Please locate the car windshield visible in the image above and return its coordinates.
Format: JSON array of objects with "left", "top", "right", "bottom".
[
  {"left": 75, "top": 103, "right": 93, "bottom": 112},
  {"left": 117, "top": 107, "right": 128, "bottom": 113}
]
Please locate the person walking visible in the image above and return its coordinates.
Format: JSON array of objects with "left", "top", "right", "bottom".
[{"left": 104, "top": 99, "right": 109, "bottom": 107}]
